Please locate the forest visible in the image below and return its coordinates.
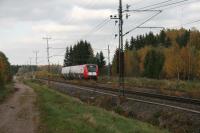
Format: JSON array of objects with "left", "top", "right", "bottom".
[
  {"left": 62, "top": 28, "right": 200, "bottom": 81},
  {"left": 112, "top": 28, "right": 200, "bottom": 80}
]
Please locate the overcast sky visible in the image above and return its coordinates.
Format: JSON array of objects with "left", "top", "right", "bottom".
[{"left": 0, "top": 0, "right": 200, "bottom": 65}]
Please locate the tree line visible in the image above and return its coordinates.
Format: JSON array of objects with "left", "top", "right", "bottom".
[
  {"left": 112, "top": 28, "right": 200, "bottom": 80},
  {"left": 0, "top": 51, "right": 11, "bottom": 87},
  {"left": 63, "top": 40, "right": 106, "bottom": 71}
]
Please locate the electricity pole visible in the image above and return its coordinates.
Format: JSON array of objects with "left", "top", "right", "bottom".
[
  {"left": 111, "top": 0, "right": 125, "bottom": 96},
  {"left": 108, "top": 45, "right": 111, "bottom": 80},
  {"left": 29, "top": 57, "right": 32, "bottom": 69},
  {"left": 110, "top": 0, "right": 162, "bottom": 96},
  {"left": 33, "top": 50, "right": 39, "bottom": 79},
  {"left": 119, "top": 0, "right": 125, "bottom": 96},
  {"left": 29, "top": 57, "right": 34, "bottom": 78},
  {"left": 33, "top": 50, "right": 39, "bottom": 66},
  {"left": 43, "top": 37, "right": 51, "bottom": 86}
]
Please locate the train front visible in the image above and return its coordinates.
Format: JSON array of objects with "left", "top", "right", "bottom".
[{"left": 84, "top": 64, "right": 98, "bottom": 80}]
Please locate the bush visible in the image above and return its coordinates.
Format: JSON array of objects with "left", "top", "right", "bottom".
[{"left": 0, "top": 51, "right": 11, "bottom": 88}]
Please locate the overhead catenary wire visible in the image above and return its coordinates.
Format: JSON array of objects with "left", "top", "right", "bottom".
[
  {"left": 145, "top": 0, "right": 190, "bottom": 10},
  {"left": 123, "top": 11, "right": 162, "bottom": 36},
  {"left": 50, "top": 47, "right": 66, "bottom": 50},
  {"left": 136, "top": 0, "right": 174, "bottom": 10},
  {"left": 161, "top": 0, "right": 198, "bottom": 10},
  {"left": 83, "top": 18, "right": 111, "bottom": 39},
  {"left": 45, "top": 0, "right": 199, "bottom": 67},
  {"left": 49, "top": 18, "right": 113, "bottom": 57},
  {"left": 124, "top": 0, "right": 198, "bottom": 36},
  {"left": 51, "top": 17, "right": 111, "bottom": 44},
  {"left": 167, "top": 18, "right": 200, "bottom": 28},
  {"left": 184, "top": 19, "right": 200, "bottom": 25}
]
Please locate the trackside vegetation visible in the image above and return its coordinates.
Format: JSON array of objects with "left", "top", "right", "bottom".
[
  {"left": 26, "top": 81, "right": 169, "bottom": 133},
  {"left": 0, "top": 51, "right": 12, "bottom": 101},
  {"left": 0, "top": 51, "right": 11, "bottom": 86}
]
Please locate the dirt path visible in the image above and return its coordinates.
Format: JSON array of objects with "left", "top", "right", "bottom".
[{"left": 0, "top": 82, "right": 39, "bottom": 133}]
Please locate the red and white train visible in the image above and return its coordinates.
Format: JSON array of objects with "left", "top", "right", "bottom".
[{"left": 61, "top": 64, "right": 98, "bottom": 80}]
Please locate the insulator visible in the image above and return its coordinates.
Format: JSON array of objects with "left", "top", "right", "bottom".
[{"left": 115, "top": 20, "right": 118, "bottom": 25}]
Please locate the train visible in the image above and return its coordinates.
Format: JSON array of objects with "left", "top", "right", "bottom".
[{"left": 61, "top": 64, "right": 98, "bottom": 80}]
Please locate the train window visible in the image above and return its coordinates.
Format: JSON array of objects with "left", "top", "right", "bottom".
[{"left": 87, "top": 65, "right": 96, "bottom": 72}]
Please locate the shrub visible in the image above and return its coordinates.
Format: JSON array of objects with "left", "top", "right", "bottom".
[{"left": 0, "top": 51, "right": 11, "bottom": 88}]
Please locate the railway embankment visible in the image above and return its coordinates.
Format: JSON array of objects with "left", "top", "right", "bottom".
[
  {"left": 25, "top": 80, "right": 169, "bottom": 133},
  {"left": 36, "top": 75, "right": 200, "bottom": 99},
  {"left": 34, "top": 79, "right": 200, "bottom": 133}
]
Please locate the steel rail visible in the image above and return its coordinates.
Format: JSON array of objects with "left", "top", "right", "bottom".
[
  {"left": 38, "top": 79, "right": 200, "bottom": 106},
  {"left": 46, "top": 80, "right": 200, "bottom": 115}
]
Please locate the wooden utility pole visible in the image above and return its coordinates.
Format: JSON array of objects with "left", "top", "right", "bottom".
[
  {"left": 108, "top": 45, "right": 111, "bottom": 80},
  {"left": 110, "top": 0, "right": 125, "bottom": 96},
  {"left": 33, "top": 50, "right": 39, "bottom": 66}
]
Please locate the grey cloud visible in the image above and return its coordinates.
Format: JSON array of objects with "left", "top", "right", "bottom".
[{"left": 0, "top": 0, "right": 200, "bottom": 65}]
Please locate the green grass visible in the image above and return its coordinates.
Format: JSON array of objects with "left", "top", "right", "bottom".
[
  {"left": 26, "top": 81, "right": 169, "bottom": 133},
  {"left": 0, "top": 83, "right": 14, "bottom": 103}
]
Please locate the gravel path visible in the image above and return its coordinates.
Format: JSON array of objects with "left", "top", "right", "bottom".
[{"left": 0, "top": 82, "right": 39, "bottom": 133}]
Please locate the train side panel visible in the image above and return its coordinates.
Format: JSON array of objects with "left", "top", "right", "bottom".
[{"left": 62, "top": 64, "right": 98, "bottom": 80}]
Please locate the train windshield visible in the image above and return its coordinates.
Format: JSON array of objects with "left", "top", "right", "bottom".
[{"left": 87, "top": 65, "right": 97, "bottom": 72}]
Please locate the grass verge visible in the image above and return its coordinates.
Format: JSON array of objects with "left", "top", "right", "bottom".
[{"left": 26, "top": 81, "right": 169, "bottom": 133}]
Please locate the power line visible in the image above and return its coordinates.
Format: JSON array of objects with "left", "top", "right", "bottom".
[
  {"left": 51, "top": 18, "right": 111, "bottom": 47},
  {"left": 83, "top": 18, "right": 111, "bottom": 39},
  {"left": 124, "top": 0, "right": 198, "bottom": 34},
  {"left": 161, "top": 0, "right": 198, "bottom": 10},
  {"left": 49, "top": 18, "right": 112, "bottom": 58},
  {"left": 184, "top": 19, "right": 200, "bottom": 25},
  {"left": 50, "top": 47, "right": 66, "bottom": 50},
  {"left": 168, "top": 19, "right": 200, "bottom": 28},
  {"left": 146, "top": 0, "right": 190, "bottom": 10},
  {"left": 123, "top": 11, "right": 162, "bottom": 36},
  {"left": 136, "top": 0, "right": 174, "bottom": 10}
]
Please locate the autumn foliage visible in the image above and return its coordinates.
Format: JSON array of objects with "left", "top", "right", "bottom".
[
  {"left": 0, "top": 51, "right": 11, "bottom": 87},
  {"left": 112, "top": 28, "right": 200, "bottom": 80}
]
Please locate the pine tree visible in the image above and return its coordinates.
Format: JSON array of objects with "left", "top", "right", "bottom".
[
  {"left": 112, "top": 48, "right": 120, "bottom": 75},
  {"left": 99, "top": 51, "right": 106, "bottom": 69},
  {"left": 176, "top": 30, "right": 190, "bottom": 48},
  {"left": 63, "top": 47, "right": 69, "bottom": 67},
  {"left": 159, "top": 30, "right": 166, "bottom": 44},
  {"left": 69, "top": 46, "right": 73, "bottom": 66},
  {"left": 130, "top": 37, "right": 136, "bottom": 50},
  {"left": 144, "top": 49, "right": 165, "bottom": 79},
  {"left": 64, "top": 40, "right": 95, "bottom": 66},
  {"left": 125, "top": 40, "right": 130, "bottom": 51}
]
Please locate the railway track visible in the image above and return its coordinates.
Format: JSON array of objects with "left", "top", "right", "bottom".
[{"left": 38, "top": 79, "right": 200, "bottom": 114}]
